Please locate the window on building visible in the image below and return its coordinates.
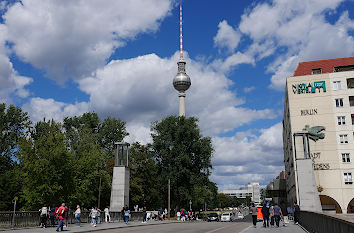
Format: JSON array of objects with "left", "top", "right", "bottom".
[
  {"left": 333, "top": 81, "right": 342, "bottom": 90},
  {"left": 350, "top": 96, "right": 354, "bottom": 107},
  {"left": 338, "top": 116, "right": 346, "bottom": 125},
  {"left": 312, "top": 68, "right": 322, "bottom": 74},
  {"left": 340, "top": 134, "right": 348, "bottom": 144},
  {"left": 335, "top": 98, "right": 344, "bottom": 107},
  {"left": 334, "top": 65, "right": 354, "bottom": 72},
  {"left": 344, "top": 172, "right": 353, "bottom": 184},
  {"left": 347, "top": 78, "right": 354, "bottom": 89},
  {"left": 342, "top": 153, "right": 351, "bottom": 163}
]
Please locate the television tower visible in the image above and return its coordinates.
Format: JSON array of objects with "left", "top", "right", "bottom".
[{"left": 173, "top": 3, "right": 191, "bottom": 117}]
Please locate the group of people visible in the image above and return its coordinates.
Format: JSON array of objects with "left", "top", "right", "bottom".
[
  {"left": 38, "top": 202, "right": 112, "bottom": 231},
  {"left": 176, "top": 209, "right": 195, "bottom": 221},
  {"left": 39, "top": 203, "right": 69, "bottom": 229},
  {"left": 250, "top": 201, "right": 301, "bottom": 228}
]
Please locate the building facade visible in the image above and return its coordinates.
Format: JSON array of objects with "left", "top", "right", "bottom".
[
  {"left": 283, "top": 57, "right": 354, "bottom": 213},
  {"left": 220, "top": 182, "right": 261, "bottom": 204},
  {"left": 266, "top": 171, "right": 287, "bottom": 211}
]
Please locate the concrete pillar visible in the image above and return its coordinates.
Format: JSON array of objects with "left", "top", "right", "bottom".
[
  {"left": 179, "top": 92, "right": 186, "bottom": 117},
  {"left": 110, "top": 166, "right": 130, "bottom": 212},
  {"left": 296, "top": 159, "right": 322, "bottom": 212}
]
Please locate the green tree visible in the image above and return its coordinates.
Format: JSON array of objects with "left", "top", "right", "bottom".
[
  {"left": 63, "top": 113, "right": 128, "bottom": 208},
  {"left": 151, "top": 116, "right": 214, "bottom": 210},
  {"left": 129, "top": 143, "right": 160, "bottom": 209},
  {"left": 0, "top": 103, "right": 31, "bottom": 210},
  {"left": 19, "top": 120, "right": 72, "bottom": 209}
]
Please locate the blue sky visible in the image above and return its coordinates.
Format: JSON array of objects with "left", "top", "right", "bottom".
[{"left": 1, "top": 0, "right": 354, "bottom": 190}]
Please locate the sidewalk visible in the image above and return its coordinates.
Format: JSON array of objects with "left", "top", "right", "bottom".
[
  {"left": 241, "top": 223, "right": 306, "bottom": 233},
  {"left": 0, "top": 220, "right": 178, "bottom": 233}
]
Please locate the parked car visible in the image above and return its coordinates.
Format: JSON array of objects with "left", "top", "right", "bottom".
[
  {"left": 237, "top": 213, "right": 244, "bottom": 219},
  {"left": 221, "top": 212, "right": 232, "bottom": 222},
  {"left": 207, "top": 213, "right": 219, "bottom": 222}
]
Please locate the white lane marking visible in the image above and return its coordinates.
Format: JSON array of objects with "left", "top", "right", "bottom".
[
  {"left": 205, "top": 226, "right": 228, "bottom": 233},
  {"left": 239, "top": 225, "right": 252, "bottom": 233}
]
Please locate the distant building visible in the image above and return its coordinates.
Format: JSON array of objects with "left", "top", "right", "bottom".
[
  {"left": 283, "top": 57, "right": 354, "bottom": 214},
  {"left": 220, "top": 182, "right": 261, "bottom": 204},
  {"left": 266, "top": 171, "right": 287, "bottom": 212}
]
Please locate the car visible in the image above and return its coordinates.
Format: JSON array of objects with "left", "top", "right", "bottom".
[
  {"left": 237, "top": 213, "right": 244, "bottom": 219},
  {"left": 220, "top": 212, "right": 232, "bottom": 222},
  {"left": 207, "top": 213, "right": 219, "bottom": 222}
]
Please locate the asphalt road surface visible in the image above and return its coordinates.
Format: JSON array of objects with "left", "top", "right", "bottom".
[{"left": 84, "top": 221, "right": 251, "bottom": 233}]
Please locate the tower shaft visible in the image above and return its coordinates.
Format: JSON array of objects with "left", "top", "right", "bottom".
[{"left": 179, "top": 92, "right": 186, "bottom": 117}]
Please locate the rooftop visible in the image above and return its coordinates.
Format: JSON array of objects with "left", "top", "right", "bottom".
[{"left": 293, "top": 57, "right": 354, "bottom": 76}]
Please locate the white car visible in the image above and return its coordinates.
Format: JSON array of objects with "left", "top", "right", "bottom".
[
  {"left": 220, "top": 212, "right": 232, "bottom": 222},
  {"left": 237, "top": 213, "right": 244, "bottom": 219}
]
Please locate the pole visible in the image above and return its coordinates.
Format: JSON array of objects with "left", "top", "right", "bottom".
[
  {"left": 98, "top": 177, "right": 102, "bottom": 209},
  {"left": 168, "top": 179, "right": 170, "bottom": 220},
  {"left": 11, "top": 198, "right": 16, "bottom": 229},
  {"left": 189, "top": 200, "right": 192, "bottom": 211}
]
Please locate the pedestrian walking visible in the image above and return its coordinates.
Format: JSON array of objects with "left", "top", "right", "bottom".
[
  {"left": 74, "top": 205, "right": 81, "bottom": 227},
  {"left": 63, "top": 205, "right": 69, "bottom": 228},
  {"left": 124, "top": 205, "right": 130, "bottom": 224},
  {"left": 250, "top": 203, "right": 257, "bottom": 228},
  {"left": 56, "top": 203, "right": 65, "bottom": 232},
  {"left": 39, "top": 204, "right": 48, "bottom": 228},
  {"left": 293, "top": 201, "right": 300, "bottom": 224},
  {"left": 50, "top": 205, "right": 56, "bottom": 227},
  {"left": 90, "top": 207, "right": 98, "bottom": 227},
  {"left": 97, "top": 208, "right": 101, "bottom": 224},
  {"left": 269, "top": 204, "right": 274, "bottom": 227},
  {"left": 142, "top": 206, "right": 147, "bottom": 223},
  {"left": 176, "top": 210, "right": 181, "bottom": 221},
  {"left": 104, "top": 206, "right": 111, "bottom": 223},
  {"left": 272, "top": 203, "right": 283, "bottom": 227},
  {"left": 121, "top": 207, "right": 125, "bottom": 222},
  {"left": 261, "top": 203, "right": 270, "bottom": 227}
]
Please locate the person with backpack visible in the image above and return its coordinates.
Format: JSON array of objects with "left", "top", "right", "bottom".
[
  {"left": 39, "top": 204, "right": 48, "bottom": 228},
  {"left": 269, "top": 203, "right": 274, "bottom": 227},
  {"left": 56, "top": 203, "right": 65, "bottom": 232}
]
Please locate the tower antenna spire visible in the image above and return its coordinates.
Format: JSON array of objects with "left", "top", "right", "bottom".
[{"left": 179, "top": 3, "right": 183, "bottom": 60}]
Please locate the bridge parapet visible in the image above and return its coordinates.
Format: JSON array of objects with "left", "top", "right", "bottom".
[{"left": 300, "top": 211, "right": 354, "bottom": 233}]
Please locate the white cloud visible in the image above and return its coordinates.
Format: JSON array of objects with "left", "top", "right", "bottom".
[
  {"left": 22, "top": 97, "right": 89, "bottom": 122},
  {"left": 3, "top": 0, "right": 173, "bottom": 83},
  {"left": 211, "top": 122, "right": 284, "bottom": 188},
  {"left": 244, "top": 86, "right": 255, "bottom": 93},
  {"left": 0, "top": 24, "right": 32, "bottom": 103},
  {"left": 237, "top": 0, "right": 354, "bottom": 90},
  {"left": 214, "top": 20, "right": 241, "bottom": 52}
]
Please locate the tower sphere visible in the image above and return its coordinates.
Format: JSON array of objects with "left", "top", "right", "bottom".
[{"left": 173, "top": 60, "right": 191, "bottom": 92}]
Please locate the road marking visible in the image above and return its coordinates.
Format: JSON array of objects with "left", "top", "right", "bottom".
[
  {"left": 205, "top": 226, "right": 228, "bottom": 233},
  {"left": 239, "top": 225, "right": 252, "bottom": 233}
]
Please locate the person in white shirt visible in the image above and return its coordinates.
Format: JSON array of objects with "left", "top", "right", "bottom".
[
  {"left": 176, "top": 211, "right": 181, "bottom": 221},
  {"left": 74, "top": 205, "right": 81, "bottom": 227},
  {"left": 104, "top": 207, "right": 110, "bottom": 223}
]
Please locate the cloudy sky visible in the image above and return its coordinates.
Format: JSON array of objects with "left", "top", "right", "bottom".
[{"left": 1, "top": 0, "right": 354, "bottom": 190}]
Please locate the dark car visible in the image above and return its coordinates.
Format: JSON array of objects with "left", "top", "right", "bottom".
[{"left": 207, "top": 213, "right": 219, "bottom": 222}]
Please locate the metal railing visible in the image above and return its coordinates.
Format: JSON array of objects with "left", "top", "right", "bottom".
[
  {"left": 299, "top": 211, "right": 354, "bottom": 233},
  {"left": 0, "top": 211, "right": 144, "bottom": 229}
]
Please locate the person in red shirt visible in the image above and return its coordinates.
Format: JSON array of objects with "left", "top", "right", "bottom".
[{"left": 56, "top": 203, "right": 65, "bottom": 232}]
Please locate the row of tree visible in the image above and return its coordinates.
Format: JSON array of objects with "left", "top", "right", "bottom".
[{"left": 1, "top": 103, "right": 240, "bottom": 211}]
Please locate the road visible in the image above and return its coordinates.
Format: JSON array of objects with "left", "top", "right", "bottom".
[{"left": 86, "top": 221, "right": 251, "bottom": 233}]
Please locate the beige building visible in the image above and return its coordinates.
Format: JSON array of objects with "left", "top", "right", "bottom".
[{"left": 283, "top": 57, "right": 354, "bottom": 213}]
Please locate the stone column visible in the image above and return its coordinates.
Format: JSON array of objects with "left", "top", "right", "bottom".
[{"left": 110, "top": 167, "right": 130, "bottom": 212}]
